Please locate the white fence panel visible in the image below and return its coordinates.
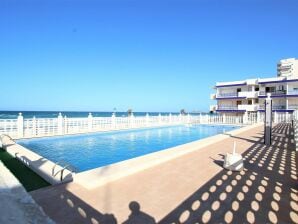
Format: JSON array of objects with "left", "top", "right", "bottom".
[{"left": 1, "top": 111, "right": 296, "bottom": 140}]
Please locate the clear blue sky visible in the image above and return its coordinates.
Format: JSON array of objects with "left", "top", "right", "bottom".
[{"left": 0, "top": 0, "right": 297, "bottom": 112}]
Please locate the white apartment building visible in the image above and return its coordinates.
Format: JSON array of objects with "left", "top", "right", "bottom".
[{"left": 210, "top": 58, "right": 298, "bottom": 115}]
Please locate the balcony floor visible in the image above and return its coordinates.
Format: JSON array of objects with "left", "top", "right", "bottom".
[{"left": 30, "top": 124, "right": 297, "bottom": 224}]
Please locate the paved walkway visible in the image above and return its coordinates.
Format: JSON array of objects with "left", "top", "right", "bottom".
[
  {"left": 30, "top": 124, "right": 298, "bottom": 224},
  {"left": 0, "top": 161, "right": 54, "bottom": 224}
]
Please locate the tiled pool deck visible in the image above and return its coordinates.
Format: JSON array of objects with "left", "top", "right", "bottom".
[{"left": 30, "top": 123, "right": 298, "bottom": 224}]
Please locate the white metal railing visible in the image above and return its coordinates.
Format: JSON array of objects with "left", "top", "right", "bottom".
[
  {"left": 238, "top": 105, "right": 259, "bottom": 111},
  {"left": 217, "top": 106, "right": 238, "bottom": 110},
  {"left": 258, "top": 104, "right": 287, "bottom": 110},
  {"left": 287, "top": 90, "right": 298, "bottom": 95},
  {"left": 259, "top": 90, "right": 286, "bottom": 96},
  {"left": 272, "top": 112, "right": 293, "bottom": 123},
  {"left": 0, "top": 111, "right": 294, "bottom": 139},
  {"left": 288, "top": 104, "right": 298, "bottom": 110},
  {"left": 272, "top": 105, "right": 287, "bottom": 110},
  {"left": 210, "top": 105, "right": 218, "bottom": 111},
  {"left": 293, "top": 110, "right": 298, "bottom": 152},
  {"left": 238, "top": 91, "right": 258, "bottom": 98},
  {"left": 0, "top": 119, "right": 18, "bottom": 138},
  {"left": 216, "top": 92, "right": 238, "bottom": 98}
]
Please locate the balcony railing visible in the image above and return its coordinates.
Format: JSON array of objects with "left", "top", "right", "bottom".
[
  {"left": 238, "top": 105, "right": 258, "bottom": 111},
  {"left": 217, "top": 91, "right": 259, "bottom": 98},
  {"left": 209, "top": 105, "right": 217, "bottom": 111},
  {"left": 287, "top": 90, "right": 298, "bottom": 95},
  {"left": 238, "top": 91, "right": 258, "bottom": 98},
  {"left": 216, "top": 92, "right": 238, "bottom": 98},
  {"left": 273, "top": 105, "right": 286, "bottom": 110},
  {"left": 217, "top": 106, "right": 238, "bottom": 110},
  {"left": 259, "top": 90, "right": 286, "bottom": 96},
  {"left": 210, "top": 93, "right": 216, "bottom": 100},
  {"left": 218, "top": 105, "right": 258, "bottom": 111},
  {"left": 258, "top": 105, "right": 286, "bottom": 110},
  {"left": 288, "top": 104, "right": 298, "bottom": 110}
]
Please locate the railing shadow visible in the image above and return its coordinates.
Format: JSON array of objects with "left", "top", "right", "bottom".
[
  {"left": 31, "top": 185, "right": 158, "bottom": 224},
  {"left": 158, "top": 123, "right": 297, "bottom": 224},
  {"left": 31, "top": 184, "right": 118, "bottom": 224},
  {"left": 30, "top": 123, "right": 297, "bottom": 224}
]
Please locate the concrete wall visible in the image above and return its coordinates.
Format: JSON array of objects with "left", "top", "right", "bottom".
[{"left": 0, "top": 161, "right": 54, "bottom": 224}]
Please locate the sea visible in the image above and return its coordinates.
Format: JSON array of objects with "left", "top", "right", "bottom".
[{"left": 0, "top": 111, "right": 204, "bottom": 119}]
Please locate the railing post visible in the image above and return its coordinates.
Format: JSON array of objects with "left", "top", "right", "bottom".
[
  {"left": 243, "top": 112, "right": 248, "bottom": 124},
  {"left": 111, "top": 112, "right": 116, "bottom": 129},
  {"left": 274, "top": 111, "right": 278, "bottom": 123},
  {"left": 295, "top": 119, "right": 298, "bottom": 152},
  {"left": 32, "top": 116, "right": 37, "bottom": 136},
  {"left": 223, "top": 114, "right": 226, "bottom": 124},
  {"left": 17, "top": 112, "right": 24, "bottom": 138},
  {"left": 130, "top": 112, "right": 135, "bottom": 127},
  {"left": 88, "top": 113, "right": 93, "bottom": 132},
  {"left": 57, "top": 112, "right": 63, "bottom": 135},
  {"left": 187, "top": 113, "right": 190, "bottom": 124},
  {"left": 146, "top": 113, "right": 150, "bottom": 126},
  {"left": 257, "top": 111, "right": 261, "bottom": 123},
  {"left": 179, "top": 113, "right": 182, "bottom": 123},
  {"left": 64, "top": 116, "right": 68, "bottom": 134},
  {"left": 158, "top": 113, "right": 162, "bottom": 125}
]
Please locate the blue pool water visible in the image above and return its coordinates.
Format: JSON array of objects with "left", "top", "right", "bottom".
[{"left": 17, "top": 125, "right": 239, "bottom": 172}]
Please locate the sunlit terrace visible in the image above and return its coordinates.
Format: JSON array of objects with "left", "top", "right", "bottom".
[{"left": 28, "top": 123, "right": 297, "bottom": 224}]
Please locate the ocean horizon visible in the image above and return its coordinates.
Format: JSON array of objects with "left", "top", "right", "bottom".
[{"left": 0, "top": 111, "right": 204, "bottom": 119}]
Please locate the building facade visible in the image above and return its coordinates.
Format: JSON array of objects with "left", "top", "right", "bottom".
[{"left": 210, "top": 58, "right": 298, "bottom": 115}]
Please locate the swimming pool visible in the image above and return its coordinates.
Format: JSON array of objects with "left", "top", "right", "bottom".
[{"left": 17, "top": 125, "right": 239, "bottom": 172}]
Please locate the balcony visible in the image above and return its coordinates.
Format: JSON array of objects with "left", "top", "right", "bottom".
[
  {"left": 216, "top": 91, "right": 259, "bottom": 99},
  {"left": 210, "top": 105, "right": 217, "bottom": 111},
  {"left": 238, "top": 105, "right": 258, "bottom": 111},
  {"left": 217, "top": 105, "right": 239, "bottom": 110},
  {"left": 217, "top": 104, "right": 258, "bottom": 112},
  {"left": 287, "top": 90, "right": 298, "bottom": 96},
  {"left": 210, "top": 93, "right": 216, "bottom": 100},
  {"left": 258, "top": 105, "right": 287, "bottom": 110},
  {"left": 259, "top": 90, "right": 286, "bottom": 97},
  {"left": 288, "top": 104, "right": 298, "bottom": 110},
  {"left": 238, "top": 91, "right": 258, "bottom": 98},
  {"left": 216, "top": 92, "right": 238, "bottom": 98}
]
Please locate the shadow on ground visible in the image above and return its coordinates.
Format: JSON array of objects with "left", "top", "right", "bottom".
[
  {"left": 159, "top": 123, "right": 298, "bottom": 224},
  {"left": 31, "top": 124, "right": 298, "bottom": 224}
]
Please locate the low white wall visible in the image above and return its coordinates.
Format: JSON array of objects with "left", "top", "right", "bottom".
[
  {"left": 1, "top": 135, "right": 73, "bottom": 185},
  {"left": 0, "top": 161, "right": 54, "bottom": 224}
]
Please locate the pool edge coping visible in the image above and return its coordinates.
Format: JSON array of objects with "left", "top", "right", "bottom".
[
  {"left": 1, "top": 136, "right": 73, "bottom": 185},
  {"left": 74, "top": 123, "right": 262, "bottom": 189}
]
